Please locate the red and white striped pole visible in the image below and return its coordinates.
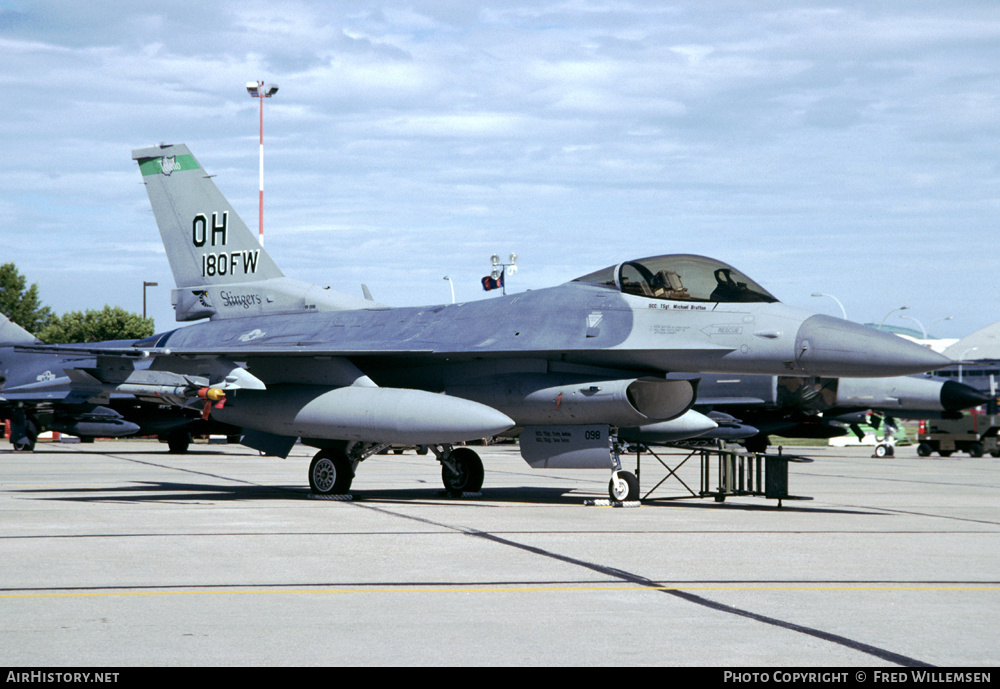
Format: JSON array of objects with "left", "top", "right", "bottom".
[
  {"left": 246, "top": 81, "right": 279, "bottom": 246},
  {"left": 257, "top": 87, "right": 264, "bottom": 246}
]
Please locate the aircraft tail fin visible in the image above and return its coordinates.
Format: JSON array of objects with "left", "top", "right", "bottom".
[
  {"left": 133, "top": 143, "right": 376, "bottom": 321},
  {"left": 0, "top": 313, "right": 41, "bottom": 346},
  {"left": 133, "top": 143, "right": 284, "bottom": 289}
]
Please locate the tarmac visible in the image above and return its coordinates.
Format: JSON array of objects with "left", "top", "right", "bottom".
[{"left": 1, "top": 439, "right": 997, "bottom": 667}]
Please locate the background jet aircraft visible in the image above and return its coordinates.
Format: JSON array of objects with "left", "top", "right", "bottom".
[
  {"left": 0, "top": 313, "right": 235, "bottom": 452},
  {"left": 0, "top": 313, "right": 143, "bottom": 450},
  {"left": 23, "top": 143, "right": 951, "bottom": 501},
  {"left": 680, "top": 372, "right": 987, "bottom": 452}
]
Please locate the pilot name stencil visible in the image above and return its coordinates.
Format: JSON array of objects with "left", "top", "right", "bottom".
[{"left": 648, "top": 303, "right": 708, "bottom": 311}]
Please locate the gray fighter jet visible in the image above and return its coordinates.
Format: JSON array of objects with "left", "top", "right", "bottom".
[
  {"left": 659, "top": 372, "right": 987, "bottom": 452},
  {"left": 0, "top": 314, "right": 147, "bottom": 449},
  {"left": 21, "top": 143, "right": 950, "bottom": 500},
  {"left": 0, "top": 312, "right": 241, "bottom": 452}
]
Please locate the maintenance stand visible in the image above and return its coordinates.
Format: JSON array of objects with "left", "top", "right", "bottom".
[{"left": 627, "top": 442, "right": 813, "bottom": 508}]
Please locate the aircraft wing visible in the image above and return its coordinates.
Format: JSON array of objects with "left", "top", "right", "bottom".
[
  {"left": 16, "top": 341, "right": 733, "bottom": 362},
  {"left": 0, "top": 371, "right": 133, "bottom": 405}
]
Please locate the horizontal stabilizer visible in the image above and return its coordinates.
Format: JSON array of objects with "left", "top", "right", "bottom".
[{"left": 0, "top": 313, "right": 40, "bottom": 346}]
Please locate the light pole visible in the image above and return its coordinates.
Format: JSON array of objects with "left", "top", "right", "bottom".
[
  {"left": 929, "top": 316, "right": 954, "bottom": 335},
  {"left": 959, "top": 347, "right": 979, "bottom": 383},
  {"left": 142, "top": 281, "right": 158, "bottom": 319},
  {"left": 878, "top": 306, "right": 909, "bottom": 332},
  {"left": 246, "top": 81, "right": 279, "bottom": 246},
  {"left": 443, "top": 276, "right": 455, "bottom": 304},
  {"left": 811, "top": 293, "right": 846, "bottom": 319},
  {"left": 899, "top": 314, "right": 927, "bottom": 340}
]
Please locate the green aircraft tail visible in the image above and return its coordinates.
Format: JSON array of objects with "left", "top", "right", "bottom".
[
  {"left": 132, "top": 143, "right": 374, "bottom": 322},
  {"left": 132, "top": 143, "right": 284, "bottom": 289}
]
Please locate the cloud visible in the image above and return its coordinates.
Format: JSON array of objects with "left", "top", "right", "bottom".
[{"left": 1, "top": 1, "right": 999, "bottom": 337}]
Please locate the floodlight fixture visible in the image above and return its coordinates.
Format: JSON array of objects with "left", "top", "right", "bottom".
[
  {"left": 487, "top": 252, "right": 518, "bottom": 295},
  {"left": 246, "top": 82, "right": 279, "bottom": 97},
  {"left": 878, "top": 306, "right": 909, "bottom": 331}
]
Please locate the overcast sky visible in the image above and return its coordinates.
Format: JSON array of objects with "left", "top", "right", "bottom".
[{"left": 1, "top": 1, "right": 998, "bottom": 340}]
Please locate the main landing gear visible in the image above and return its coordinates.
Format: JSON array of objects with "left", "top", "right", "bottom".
[
  {"left": 9, "top": 409, "right": 38, "bottom": 452},
  {"left": 308, "top": 446, "right": 355, "bottom": 495},
  {"left": 437, "top": 446, "right": 485, "bottom": 497},
  {"left": 306, "top": 442, "right": 485, "bottom": 498}
]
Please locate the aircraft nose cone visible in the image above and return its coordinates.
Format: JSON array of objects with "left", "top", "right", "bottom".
[
  {"left": 940, "top": 380, "right": 990, "bottom": 412},
  {"left": 795, "top": 315, "right": 952, "bottom": 377}
]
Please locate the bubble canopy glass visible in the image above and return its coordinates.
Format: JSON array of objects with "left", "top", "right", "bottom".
[{"left": 572, "top": 254, "right": 778, "bottom": 304}]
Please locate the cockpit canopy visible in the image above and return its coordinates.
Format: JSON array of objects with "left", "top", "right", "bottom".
[{"left": 573, "top": 254, "right": 778, "bottom": 304}]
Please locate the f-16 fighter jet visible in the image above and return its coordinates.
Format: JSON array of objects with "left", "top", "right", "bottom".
[
  {"left": 663, "top": 372, "right": 986, "bottom": 453},
  {"left": 0, "top": 313, "right": 236, "bottom": 452},
  {"left": 21, "top": 144, "right": 949, "bottom": 501}
]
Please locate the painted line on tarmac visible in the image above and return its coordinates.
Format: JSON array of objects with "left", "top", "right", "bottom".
[
  {"left": 465, "top": 529, "right": 936, "bottom": 668},
  {"left": 3, "top": 582, "right": 998, "bottom": 599},
  {"left": 338, "top": 499, "right": 939, "bottom": 668},
  {"left": 28, "top": 446, "right": 954, "bottom": 667}
]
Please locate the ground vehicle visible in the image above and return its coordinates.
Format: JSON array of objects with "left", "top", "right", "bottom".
[
  {"left": 828, "top": 415, "right": 910, "bottom": 457},
  {"left": 917, "top": 411, "right": 1000, "bottom": 457}
]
